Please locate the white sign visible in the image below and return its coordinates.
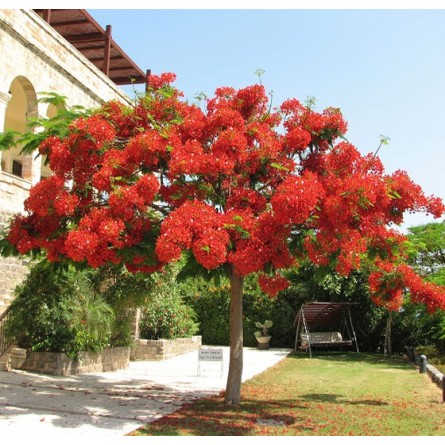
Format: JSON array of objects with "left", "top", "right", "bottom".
[
  {"left": 197, "top": 348, "right": 223, "bottom": 377},
  {"left": 198, "top": 348, "right": 223, "bottom": 361}
]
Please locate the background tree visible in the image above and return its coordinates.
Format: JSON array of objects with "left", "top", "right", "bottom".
[
  {"left": 2, "top": 73, "right": 445, "bottom": 405},
  {"left": 399, "top": 221, "right": 445, "bottom": 351},
  {"left": 405, "top": 221, "right": 445, "bottom": 279}
]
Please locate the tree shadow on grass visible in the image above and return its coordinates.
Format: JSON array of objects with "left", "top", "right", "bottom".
[
  {"left": 300, "top": 393, "right": 388, "bottom": 406},
  {"left": 133, "top": 396, "right": 312, "bottom": 436},
  {"left": 134, "top": 392, "right": 391, "bottom": 436}
]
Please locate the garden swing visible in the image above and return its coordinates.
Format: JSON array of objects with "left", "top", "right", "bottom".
[{"left": 294, "top": 302, "right": 359, "bottom": 358}]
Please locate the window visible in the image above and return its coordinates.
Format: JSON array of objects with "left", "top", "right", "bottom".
[{"left": 12, "top": 160, "right": 23, "bottom": 178}]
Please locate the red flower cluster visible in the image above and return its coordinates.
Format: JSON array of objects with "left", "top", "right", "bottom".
[
  {"left": 368, "top": 261, "right": 405, "bottom": 311},
  {"left": 281, "top": 99, "right": 348, "bottom": 151},
  {"left": 155, "top": 200, "right": 230, "bottom": 270},
  {"left": 108, "top": 174, "right": 159, "bottom": 219},
  {"left": 64, "top": 208, "right": 125, "bottom": 267},
  {"left": 25, "top": 176, "right": 79, "bottom": 217},
  {"left": 5, "top": 72, "right": 445, "bottom": 308},
  {"left": 148, "top": 72, "right": 177, "bottom": 90},
  {"left": 258, "top": 274, "right": 291, "bottom": 298},
  {"left": 228, "top": 212, "right": 294, "bottom": 278},
  {"left": 7, "top": 215, "right": 40, "bottom": 254},
  {"left": 271, "top": 171, "right": 324, "bottom": 225},
  {"left": 369, "top": 261, "right": 445, "bottom": 312},
  {"left": 73, "top": 115, "right": 117, "bottom": 146},
  {"left": 226, "top": 188, "right": 267, "bottom": 214}
]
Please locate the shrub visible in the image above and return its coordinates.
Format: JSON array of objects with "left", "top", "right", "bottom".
[
  {"left": 414, "top": 344, "right": 445, "bottom": 373},
  {"left": 182, "top": 277, "right": 231, "bottom": 345},
  {"left": 70, "top": 292, "right": 115, "bottom": 353},
  {"left": 139, "top": 267, "right": 199, "bottom": 340},
  {"left": 5, "top": 260, "right": 114, "bottom": 357},
  {"left": 139, "top": 295, "right": 199, "bottom": 340},
  {"left": 6, "top": 261, "right": 76, "bottom": 353}
]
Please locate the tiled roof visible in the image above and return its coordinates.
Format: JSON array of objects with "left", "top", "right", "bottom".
[{"left": 33, "top": 9, "right": 148, "bottom": 86}]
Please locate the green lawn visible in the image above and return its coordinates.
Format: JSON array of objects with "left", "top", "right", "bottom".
[{"left": 130, "top": 352, "right": 445, "bottom": 436}]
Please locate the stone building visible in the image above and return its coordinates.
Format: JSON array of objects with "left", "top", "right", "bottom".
[{"left": 0, "top": 9, "right": 148, "bottom": 315}]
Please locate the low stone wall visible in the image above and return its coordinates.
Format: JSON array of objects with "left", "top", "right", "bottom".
[
  {"left": 426, "top": 363, "right": 444, "bottom": 388},
  {"left": 20, "top": 347, "right": 130, "bottom": 375},
  {"left": 131, "top": 336, "right": 202, "bottom": 361}
]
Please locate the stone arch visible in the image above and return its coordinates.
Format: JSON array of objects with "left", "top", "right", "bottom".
[
  {"left": 1, "top": 76, "right": 38, "bottom": 181},
  {"left": 39, "top": 101, "right": 67, "bottom": 180}
]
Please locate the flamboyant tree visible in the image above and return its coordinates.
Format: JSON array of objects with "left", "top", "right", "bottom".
[{"left": 2, "top": 73, "right": 445, "bottom": 404}]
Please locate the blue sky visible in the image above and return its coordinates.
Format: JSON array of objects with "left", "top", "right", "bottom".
[{"left": 18, "top": 3, "right": 445, "bottom": 232}]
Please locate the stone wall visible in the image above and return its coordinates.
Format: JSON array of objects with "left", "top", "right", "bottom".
[
  {"left": 131, "top": 336, "right": 202, "bottom": 361},
  {"left": 0, "top": 9, "right": 131, "bottom": 313},
  {"left": 20, "top": 347, "right": 130, "bottom": 375},
  {"left": 0, "top": 9, "right": 129, "bottom": 109},
  {"left": 0, "top": 173, "right": 32, "bottom": 215},
  {"left": 0, "top": 210, "right": 29, "bottom": 316}
]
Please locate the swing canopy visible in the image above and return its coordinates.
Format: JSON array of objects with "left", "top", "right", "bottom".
[{"left": 294, "top": 302, "right": 359, "bottom": 357}]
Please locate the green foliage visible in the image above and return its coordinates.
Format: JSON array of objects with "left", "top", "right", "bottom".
[
  {"left": 372, "top": 134, "right": 390, "bottom": 159},
  {"left": 388, "top": 301, "right": 445, "bottom": 353},
  {"left": 401, "top": 221, "right": 445, "bottom": 352},
  {"left": 0, "top": 130, "right": 21, "bottom": 152},
  {"left": 182, "top": 274, "right": 297, "bottom": 347},
  {"left": 5, "top": 260, "right": 114, "bottom": 357},
  {"left": 5, "top": 260, "right": 201, "bottom": 354},
  {"left": 0, "top": 92, "right": 89, "bottom": 156},
  {"left": 254, "top": 68, "right": 265, "bottom": 84},
  {"left": 178, "top": 261, "right": 385, "bottom": 351},
  {"left": 405, "top": 221, "right": 445, "bottom": 276},
  {"left": 432, "top": 315, "right": 445, "bottom": 341},
  {"left": 243, "top": 275, "right": 297, "bottom": 347},
  {"left": 139, "top": 266, "right": 199, "bottom": 340},
  {"left": 139, "top": 295, "right": 199, "bottom": 340},
  {"left": 6, "top": 261, "right": 75, "bottom": 353},
  {"left": 279, "top": 263, "right": 390, "bottom": 352},
  {"left": 71, "top": 291, "right": 115, "bottom": 353},
  {"left": 181, "top": 277, "right": 231, "bottom": 345},
  {"left": 414, "top": 344, "right": 445, "bottom": 373},
  {"left": 99, "top": 266, "right": 156, "bottom": 347}
]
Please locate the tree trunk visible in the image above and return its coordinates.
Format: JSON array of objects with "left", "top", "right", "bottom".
[
  {"left": 387, "top": 311, "right": 392, "bottom": 358},
  {"left": 384, "top": 311, "right": 392, "bottom": 358},
  {"left": 224, "top": 266, "right": 244, "bottom": 405}
]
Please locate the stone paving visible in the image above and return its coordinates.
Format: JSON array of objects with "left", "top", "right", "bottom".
[{"left": 0, "top": 347, "right": 291, "bottom": 437}]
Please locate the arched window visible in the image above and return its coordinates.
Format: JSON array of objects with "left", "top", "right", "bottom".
[{"left": 1, "top": 76, "right": 38, "bottom": 181}]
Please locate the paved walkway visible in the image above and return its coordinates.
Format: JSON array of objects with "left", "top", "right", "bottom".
[{"left": 0, "top": 347, "right": 291, "bottom": 437}]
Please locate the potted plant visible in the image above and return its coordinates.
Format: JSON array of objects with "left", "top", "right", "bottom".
[
  {"left": 9, "top": 348, "right": 27, "bottom": 369},
  {"left": 254, "top": 320, "right": 273, "bottom": 350}
]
